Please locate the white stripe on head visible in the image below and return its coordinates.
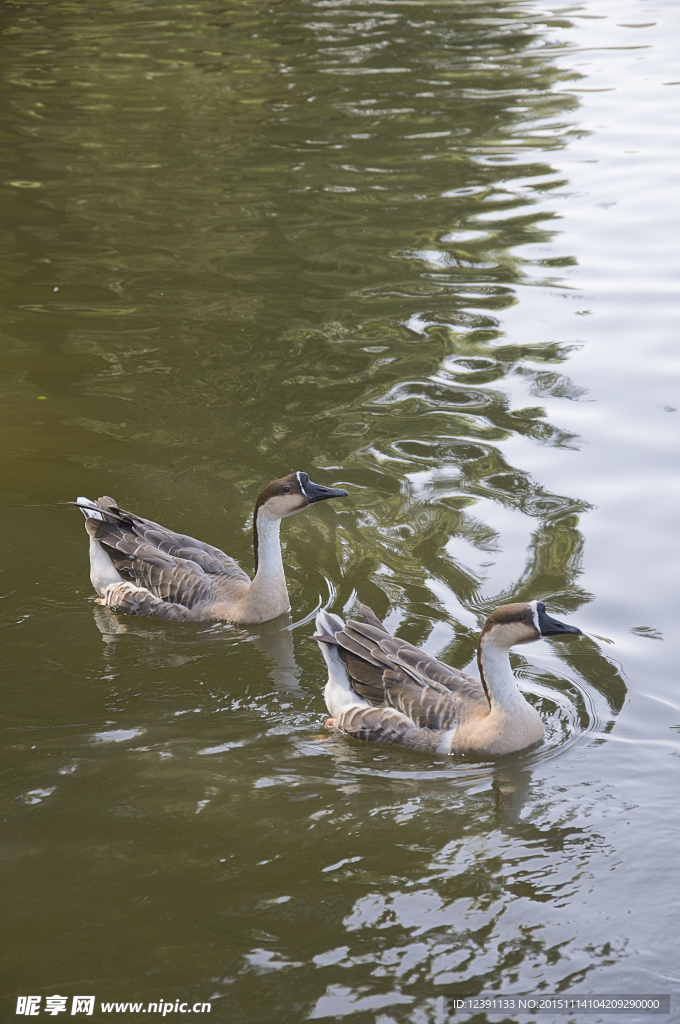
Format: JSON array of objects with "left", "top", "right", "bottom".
[
  {"left": 296, "top": 471, "right": 309, "bottom": 499},
  {"left": 528, "top": 599, "right": 540, "bottom": 632}
]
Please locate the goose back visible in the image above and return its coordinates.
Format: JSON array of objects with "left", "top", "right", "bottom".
[
  {"left": 317, "top": 604, "right": 490, "bottom": 733},
  {"left": 81, "top": 496, "right": 249, "bottom": 612}
]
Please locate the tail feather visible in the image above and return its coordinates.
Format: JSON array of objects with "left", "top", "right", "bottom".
[
  {"left": 76, "top": 497, "right": 103, "bottom": 521},
  {"left": 314, "top": 609, "right": 369, "bottom": 716},
  {"left": 360, "top": 604, "right": 389, "bottom": 632},
  {"left": 315, "top": 608, "right": 345, "bottom": 639},
  {"left": 75, "top": 496, "right": 127, "bottom": 525},
  {"left": 76, "top": 497, "right": 125, "bottom": 592}
]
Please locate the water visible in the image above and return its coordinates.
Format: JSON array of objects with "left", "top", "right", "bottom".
[{"left": 1, "top": 0, "right": 679, "bottom": 1020}]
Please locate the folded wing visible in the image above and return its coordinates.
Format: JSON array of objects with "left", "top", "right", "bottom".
[
  {"left": 79, "top": 496, "right": 249, "bottom": 609},
  {"left": 318, "top": 604, "right": 489, "bottom": 733}
]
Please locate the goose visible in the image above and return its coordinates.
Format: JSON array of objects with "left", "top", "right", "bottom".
[
  {"left": 314, "top": 601, "right": 581, "bottom": 758},
  {"left": 75, "top": 472, "right": 347, "bottom": 624}
]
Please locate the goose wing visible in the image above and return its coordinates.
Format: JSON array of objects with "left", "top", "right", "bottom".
[
  {"left": 321, "top": 604, "right": 489, "bottom": 730},
  {"left": 79, "top": 497, "right": 249, "bottom": 609}
]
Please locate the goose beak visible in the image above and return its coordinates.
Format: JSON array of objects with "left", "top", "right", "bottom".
[
  {"left": 298, "top": 473, "right": 348, "bottom": 504},
  {"left": 537, "top": 604, "right": 581, "bottom": 637}
]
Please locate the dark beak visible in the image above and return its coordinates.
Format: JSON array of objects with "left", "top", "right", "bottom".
[
  {"left": 299, "top": 472, "right": 348, "bottom": 504},
  {"left": 537, "top": 602, "right": 581, "bottom": 637}
]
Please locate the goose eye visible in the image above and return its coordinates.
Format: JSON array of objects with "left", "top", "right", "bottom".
[{"left": 282, "top": 485, "right": 291, "bottom": 493}]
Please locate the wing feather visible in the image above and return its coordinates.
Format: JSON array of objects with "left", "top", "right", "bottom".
[
  {"left": 83, "top": 496, "right": 249, "bottom": 608},
  {"left": 324, "top": 604, "right": 489, "bottom": 733},
  {"left": 331, "top": 704, "right": 450, "bottom": 753}
]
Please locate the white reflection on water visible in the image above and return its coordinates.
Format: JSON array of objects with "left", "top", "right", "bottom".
[{"left": 92, "top": 728, "right": 144, "bottom": 744}]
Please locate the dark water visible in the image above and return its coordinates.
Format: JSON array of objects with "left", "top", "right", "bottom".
[{"left": 1, "top": 0, "right": 679, "bottom": 1021}]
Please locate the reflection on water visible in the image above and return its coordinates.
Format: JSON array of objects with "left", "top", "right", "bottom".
[
  {"left": 94, "top": 602, "right": 302, "bottom": 689},
  {"left": 0, "top": 0, "right": 678, "bottom": 1019},
  {"left": 246, "top": 615, "right": 303, "bottom": 691}
]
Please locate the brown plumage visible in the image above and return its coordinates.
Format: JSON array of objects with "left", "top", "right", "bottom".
[
  {"left": 76, "top": 472, "right": 347, "bottom": 624},
  {"left": 315, "top": 601, "right": 581, "bottom": 758}
]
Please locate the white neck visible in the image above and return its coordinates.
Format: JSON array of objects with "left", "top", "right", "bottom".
[
  {"left": 254, "top": 510, "right": 284, "bottom": 578},
  {"left": 477, "top": 638, "right": 529, "bottom": 713},
  {"left": 238, "top": 509, "right": 289, "bottom": 621}
]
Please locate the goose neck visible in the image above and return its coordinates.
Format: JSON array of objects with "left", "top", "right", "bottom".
[
  {"left": 476, "top": 636, "right": 526, "bottom": 712},
  {"left": 232, "top": 508, "right": 289, "bottom": 623},
  {"left": 252, "top": 508, "right": 285, "bottom": 583}
]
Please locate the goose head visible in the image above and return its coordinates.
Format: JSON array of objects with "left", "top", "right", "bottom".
[
  {"left": 254, "top": 471, "right": 348, "bottom": 521},
  {"left": 480, "top": 600, "right": 582, "bottom": 649}
]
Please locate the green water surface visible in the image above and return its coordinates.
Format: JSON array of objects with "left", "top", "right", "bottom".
[{"left": 1, "top": 0, "right": 679, "bottom": 1021}]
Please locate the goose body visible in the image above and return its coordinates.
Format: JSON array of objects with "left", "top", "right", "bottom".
[
  {"left": 76, "top": 472, "right": 347, "bottom": 624},
  {"left": 315, "top": 601, "right": 581, "bottom": 758}
]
